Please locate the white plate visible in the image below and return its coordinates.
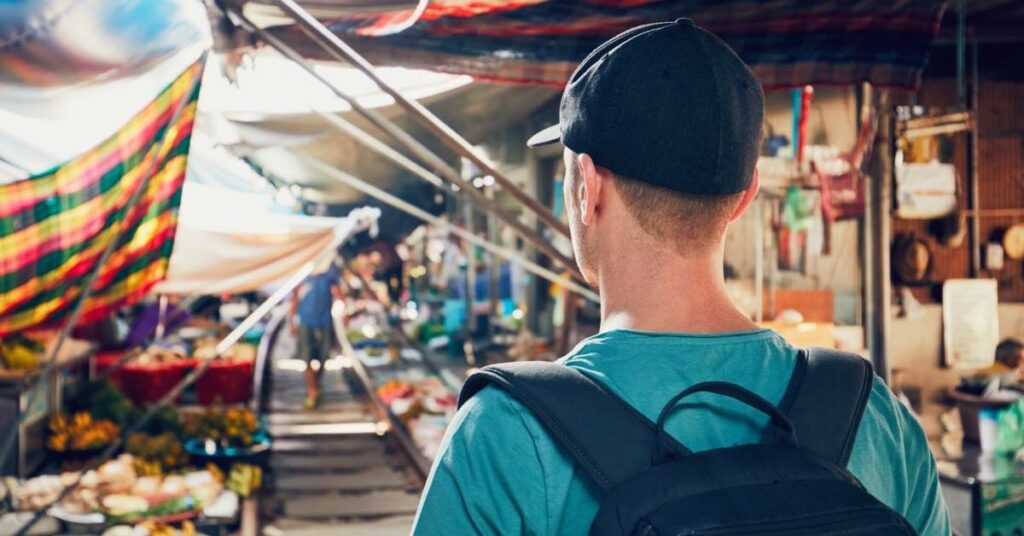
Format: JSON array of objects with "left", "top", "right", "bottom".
[{"left": 48, "top": 505, "right": 105, "bottom": 525}]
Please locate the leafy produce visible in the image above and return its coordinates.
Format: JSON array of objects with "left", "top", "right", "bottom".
[
  {"left": 47, "top": 412, "right": 119, "bottom": 452},
  {"left": 64, "top": 380, "right": 135, "bottom": 427},
  {"left": 182, "top": 405, "right": 258, "bottom": 447}
]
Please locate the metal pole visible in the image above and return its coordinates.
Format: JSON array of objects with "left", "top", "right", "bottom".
[
  {"left": 302, "top": 155, "right": 600, "bottom": 301},
  {"left": 487, "top": 186, "right": 500, "bottom": 337},
  {"left": 311, "top": 110, "right": 582, "bottom": 282},
  {"left": 0, "top": 63, "right": 202, "bottom": 477},
  {"left": 267, "top": 0, "right": 572, "bottom": 239},
  {"left": 240, "top": 18, "right": 584, "bottom": 283},
  {"left": 753, "top": 198, "right": 764, "bottom": 323},
  {"left": 866, "top": 90, "right": 893, "bottom": 383},
  {"left": 956, "top": 0, "right": 966, "bottom": 109},
  {"left": 968, "top": 35, "right": 981, "bottom": 277},
  {"left": 463, "top": 190, "right": 477, "bottom": 337},
  {"left": 314, "top": 110, "right": 442, "bottom": 188}
]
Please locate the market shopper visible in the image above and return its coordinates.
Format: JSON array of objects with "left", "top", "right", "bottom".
[
  {"left": 290, "top": 256, "right": 343, "bottom": 409},
  {"left": 413, "top": 18, "right": 950, "bottom": 535}
]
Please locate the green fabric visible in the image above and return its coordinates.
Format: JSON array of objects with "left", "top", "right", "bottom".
[{"left": 413, "top": 329, "right": 950, "bottom": 535}]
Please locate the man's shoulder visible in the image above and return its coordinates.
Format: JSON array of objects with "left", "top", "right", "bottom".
[
  {"left": 455, "top": 384, "right": 547, "bottom": 438},
  {"left": 858, "top": 375, "right": 919, "bottom": 445}
]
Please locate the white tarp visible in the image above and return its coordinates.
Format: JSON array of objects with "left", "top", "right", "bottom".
[
  {"left": 149, "top": 137, "right": 388, "bottom": 295},
  {"left": 153, "top": 181, "right": 353, "bottom": 295},
  {"left": 154, "top": 140, "right": 381, "bottom": 295}
]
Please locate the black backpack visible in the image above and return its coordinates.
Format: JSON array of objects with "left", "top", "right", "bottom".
[{"left": 458, "top": 348, "right": 919, "bottom": 535}]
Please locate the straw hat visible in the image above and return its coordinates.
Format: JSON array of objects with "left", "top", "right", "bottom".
[
  {"left": 1003, "top": 224, "right": 1024, "bottom": 260},
  {"left": 893, "top": 234, "right": 931, "bottom": 284}
]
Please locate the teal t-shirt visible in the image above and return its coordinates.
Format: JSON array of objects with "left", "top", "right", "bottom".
[{"left": 413, "top": 329, "right": 950, "bottom": 535}]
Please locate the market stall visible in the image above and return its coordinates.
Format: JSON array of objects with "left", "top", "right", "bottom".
[{"left": 3, "top": 0, "right": 1024, "bottom": 534}]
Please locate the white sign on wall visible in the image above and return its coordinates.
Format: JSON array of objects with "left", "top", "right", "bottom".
[{"left": 943, "top": 279, "right": 999, "bottom": 370}]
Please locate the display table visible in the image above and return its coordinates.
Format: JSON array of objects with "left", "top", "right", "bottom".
[
  {"left": 0, "top": 339, "right": 95, "bottom": 477},
  {"left": 938, "top": 445, "right": 1024, "bottom": 536}
]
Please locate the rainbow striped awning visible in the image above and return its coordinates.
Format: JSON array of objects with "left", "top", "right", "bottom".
[{"left": 0, "top": 60, "right": 203, "bottom": 335}]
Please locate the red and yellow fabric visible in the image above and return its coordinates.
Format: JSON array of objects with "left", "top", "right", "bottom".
[{"left": 0, "top": 60, "right": 203, "bottom": 335}]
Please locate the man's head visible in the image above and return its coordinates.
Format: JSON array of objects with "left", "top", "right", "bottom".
[
  {"left": 530, "top": 19, "right": 764, "bottom": 284},
  {"left": 996, "top": 338, "right": 1024, "bottom": 370},
  {"left": 562, "top": 149, "right": 756, "bottom": 283}
]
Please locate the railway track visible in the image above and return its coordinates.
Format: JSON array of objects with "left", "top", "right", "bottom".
[{"left": 257, "top": 321, "right": 425, "bottom": 536}]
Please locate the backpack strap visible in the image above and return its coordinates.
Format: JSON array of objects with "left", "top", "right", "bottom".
[
  {"left": 764, "top": 348, "right": 874, "bottom": 467},
  {"left": 458, "top": 361, "right": 691, "bottom": 492}
]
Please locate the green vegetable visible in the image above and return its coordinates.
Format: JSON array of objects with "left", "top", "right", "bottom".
[{"left": 106, "top": 496, "right": 191, "bottom": 523}]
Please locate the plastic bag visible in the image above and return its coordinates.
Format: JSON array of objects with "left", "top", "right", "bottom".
[{"left": 995, "top": 397, "right": 1024, "bottom": 456}]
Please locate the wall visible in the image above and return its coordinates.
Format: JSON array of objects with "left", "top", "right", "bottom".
[
  {"left": 725, "top": 87, "right": 863, "bottom": 322},
  {"left": 893, "top": 79, "right": 1024, "bottom": 303},
  {"left": 763, "top": 86, "right": 859, "bottom": 151}
]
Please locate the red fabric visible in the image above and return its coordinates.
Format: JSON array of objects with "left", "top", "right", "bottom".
[
  {"left": 196, "top": 358, "right": 254, "bottom": 405},
  {"left": 120, "top": 360, "right": 193, "bottom": 405},
  {"left": 796, "top": 86, "right": 813, "bottom": 165},
  {"left": 93, "top": 350, "right": 125, "bottom": 386}
]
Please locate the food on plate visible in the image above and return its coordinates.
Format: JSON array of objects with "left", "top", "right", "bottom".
[
  {"left": 192, "top": 338, "right": 255, "bottom": 362},
  {"left": 134, "top": 346, "right": 188, "bottom": 365},
  {"left": 11, "top": 474, "right": 64, "bottom": 511},
  {"left": 376, "top": 380, "right": 413, "bottom": 405},
  {"left": 96, "top": 455, "right": 137, "bottom": 496},
  {"left": 12, "top": 455, "right": 223, "bottom": 524}
]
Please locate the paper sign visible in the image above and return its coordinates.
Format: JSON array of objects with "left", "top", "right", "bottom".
[{"left": 943, "top": 279, "right": 999, "bottom": 370}]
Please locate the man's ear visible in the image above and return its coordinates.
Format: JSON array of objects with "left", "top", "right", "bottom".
[
  {"left": 576, "top": 152, "right": 603, "bottom": 226},
  {"left": 729, "top": 169, "right": 760, "bottom": 222}
]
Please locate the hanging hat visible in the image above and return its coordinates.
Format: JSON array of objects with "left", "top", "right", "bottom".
[
  {"left": 932, "top": 210, "right": 967, "bottom": 248},
  {"left": 893, "top": 234, "right": 931, "bottom": 284},
  {"left": 1003, "top": 223, "right": 1024, "bottom": 260}
]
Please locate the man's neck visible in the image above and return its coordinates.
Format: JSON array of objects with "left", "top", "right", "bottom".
[{"left": 596, "top": 247, "right": 758, "bottom": 335}]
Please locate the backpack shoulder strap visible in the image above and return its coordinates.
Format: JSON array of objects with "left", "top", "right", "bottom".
[
  {"left": 458, "top": 361, "right": 690, "bottom": 492},
  {"left": 766, "top": 348, "right": 874, "bottom": 467}
]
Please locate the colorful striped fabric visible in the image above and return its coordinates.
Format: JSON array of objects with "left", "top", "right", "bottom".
[
  {"left": 0, "top": 60, "right": 202, "bottom": 336},
  {"left": 279, "top": 0, "right": 949, "bottom": 90}
]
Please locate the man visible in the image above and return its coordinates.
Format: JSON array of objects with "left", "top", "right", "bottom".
[
  {"left": 291, "top": 256, "right": 343, "bottom": 409},
  {"left": 413, "top": 18, "right": 949, "bottom": 535}
]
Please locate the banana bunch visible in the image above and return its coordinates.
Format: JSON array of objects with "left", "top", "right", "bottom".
[
  {"left": 48, "top": 412, "right": 120, "bottom": 452},
  {"left": 0, "top": 335, "right": 41, "bottom": 371},
  {"left": 226, "top": 463, "right": 262, "bottom": 498}
]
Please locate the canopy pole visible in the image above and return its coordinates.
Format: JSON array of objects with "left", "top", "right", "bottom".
[
  {"left": 312, "top": 110, "right": 583, "bottom": 282},
  {"left": 302, "top": 155, "right": 600, "bottom": 301},
  {"left": 234, "top": 16, "right": 584, "bottom": 284},
  {"left": 265, "top": 0, "right": 572, "bottom": 239},
  {"left": 0, "top": 62, "right": 203, "bottom": 481},
  {"left": 865, "top": 88, "right": 892, "bottom": 384}
]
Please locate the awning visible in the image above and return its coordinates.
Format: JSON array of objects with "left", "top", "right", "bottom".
[
  {"left": 269, "top": 0, "right": 950, "bottom": 90},
  {"left": 153, "top": 181, "right": 355, "bottom": 295}
]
